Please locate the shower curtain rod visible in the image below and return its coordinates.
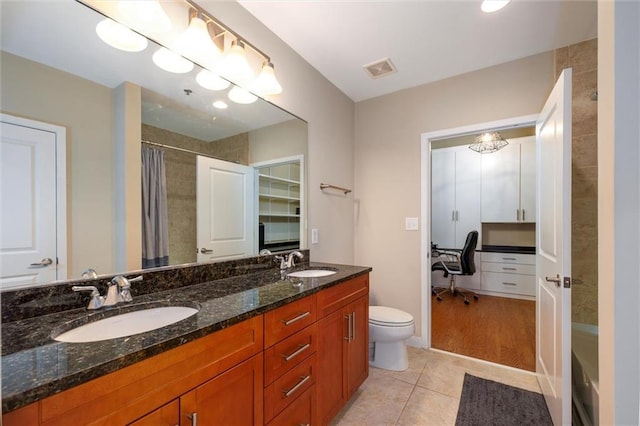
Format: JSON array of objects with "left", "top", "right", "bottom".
[{"left": 141, "top": 139, "right": 239, "bottom": 163}]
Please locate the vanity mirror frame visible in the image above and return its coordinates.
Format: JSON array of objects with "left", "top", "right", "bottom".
[{"left": 0, "top": 0, "right": 308, "bottom": 290}]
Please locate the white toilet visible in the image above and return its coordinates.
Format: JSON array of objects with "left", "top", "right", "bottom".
[{"left": 369, "top": 306, "right": 415, "bottom": 371}]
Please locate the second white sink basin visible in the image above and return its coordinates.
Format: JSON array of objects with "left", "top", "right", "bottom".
[
  {"left": 287, "top": 269, "right": 337, "bottom": 278},
  {"left": 54, "top": 306, "right": 198, "bottom": 343}
]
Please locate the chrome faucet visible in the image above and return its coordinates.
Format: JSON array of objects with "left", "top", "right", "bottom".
[
  {"left": 73, "top": 275, "right": 142, "bottom": 309},
  {"left": 275, "top": 250, "right": 304, "bottom": 271},
  {"left": 80, "top": 268, "right": 98, "bottom": 279},
  {"left": 286, "top": 251, "right": 304, "bottom": 268}
]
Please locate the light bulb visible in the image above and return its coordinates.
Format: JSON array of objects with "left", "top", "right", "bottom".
[
  {"left": 152, "top": 48, "right": 194, "bottom": 74},
  {"left": 228, "top": 86, "right": 258, "bottom": 104},
  {"left": 250, "top": 62, "right": 282, "bottom": 96},
  {"left": 215, "top": 40, "right": 255, "bottom": 86},
  {"left": 96, "top": 19, "right": 148, "bottom": 52},
  {"left": 196, "top": 69, "right": 230, "bottom": 91},
  {"left": 176, "top": 14, "right": 221, "bottom": 69},
  {"left": 480, "top": 0, "right": 511, "bottom": 13},
  {"left": 118, "top": 0, "right": 172, "bottom": 34}
]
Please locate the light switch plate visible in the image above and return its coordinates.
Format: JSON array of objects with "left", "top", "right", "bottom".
[
  {"left": 405, "top": 217, "right": 419, "bottom": 231},
  {"left": 311, "top": 228, "right": 319, "bottom": 244}
]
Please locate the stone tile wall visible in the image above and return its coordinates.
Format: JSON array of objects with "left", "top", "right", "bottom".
[{"left": 555, "top": 38, "right": 598, "bottom": 325}]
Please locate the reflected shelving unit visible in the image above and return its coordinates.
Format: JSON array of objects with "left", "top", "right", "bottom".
[{"left": 254, "top": 156, "right": 303, "bottom": 252}]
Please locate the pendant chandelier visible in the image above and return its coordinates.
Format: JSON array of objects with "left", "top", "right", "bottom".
[{"left": 469, "top": 131, "right": 509, "bottom": 154}]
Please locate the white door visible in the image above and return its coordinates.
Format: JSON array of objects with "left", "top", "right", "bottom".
[
  {"left": 196, "top": 156, "right": 254, "bottom": 262},
  {"left": 535, "top": 68, "right": 572, "bottom": 426},
  {"left": 0, "top": 119, "right": 61, "bottom": 288},
  {"left": 430, "top": 148, "right": 456, "bottom": 248}
]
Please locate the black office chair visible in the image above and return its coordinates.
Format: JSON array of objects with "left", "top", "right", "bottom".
[{"left": 431, "top": 230, "right": 479, "bottom": 305}]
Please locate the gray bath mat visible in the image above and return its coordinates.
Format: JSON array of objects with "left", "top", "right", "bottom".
[{"left": 455, "top": 373, "right": 553, "bottom": 426}]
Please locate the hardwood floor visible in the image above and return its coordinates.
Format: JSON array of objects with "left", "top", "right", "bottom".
[{"left": 431, "top": 291, "right": 536, "bottom": 371}]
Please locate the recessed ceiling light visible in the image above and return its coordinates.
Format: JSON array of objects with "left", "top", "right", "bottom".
[
  {"left": 481, "top": 0, "right": 511, "bottom": 13},
  {"left": 213, "top": 100, "right": 228, "bottom": 109}
]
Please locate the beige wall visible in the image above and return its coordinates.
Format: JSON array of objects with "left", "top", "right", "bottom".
[
  {"left": 249, "top": 119, "right": 308, "bottom": 165},
  {"left": 354, "top": 52, "right": 555, "bottom": 337},
  {"left": 556, "top": 39, "right": 599, "bottom": 326},
  {"left": 1, "top": 51, "right": 115, "bottom": 278}
]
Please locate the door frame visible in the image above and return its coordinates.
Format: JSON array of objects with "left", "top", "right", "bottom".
[
  {"left": 419, "top": 114, "right": 538, "bottom": 348},
  {"left": 1, "top": 113, "right": 67, "bottom": 285}
]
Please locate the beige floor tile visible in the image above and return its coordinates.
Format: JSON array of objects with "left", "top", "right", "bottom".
[
  {"left": 333, "top": 369, "right": 415, "bottom": 425},
  {"left": 397, "top": 386, "right": 459, "bottom": 426},
  {"left": 416, "top": 354, "right": 467, "bottom": 398}
]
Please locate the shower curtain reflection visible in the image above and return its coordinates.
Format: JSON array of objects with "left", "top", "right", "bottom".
[{"left": 141, "top": 146, "right": 169, "bottom": 268}]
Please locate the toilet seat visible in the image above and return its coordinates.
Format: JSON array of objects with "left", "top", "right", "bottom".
[{"left": 369, "top": 306, "right": 414, "bottom": 327}]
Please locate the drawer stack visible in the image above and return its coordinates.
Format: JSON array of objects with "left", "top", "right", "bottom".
[
  {"left": 480, "top": 252, "right": 535, "bottom": 297},
  {"left": 263, "top": 295, "right": 317, "bottom": 425}
]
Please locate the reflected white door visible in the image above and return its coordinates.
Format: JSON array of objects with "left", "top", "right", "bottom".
[
  {"left": 535, "top": 68, "right": 572, "bottom": 426},
  {"left": 1, "top": 118, "right": 63, "bottom": 288},
  {"left": 196, "top": 156, "right": 254, "bottom": 261}
]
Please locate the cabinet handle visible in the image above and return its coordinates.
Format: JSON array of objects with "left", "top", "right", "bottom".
[
  {"left": 283, "top": 311, "right": 310, "bottom": 326},
  {"left": 351, "top": 312, "right": 356, "bottom": 341},
  {"left": 452, "top": 210, "right": 455, "bottom": 221},
  {"left": 187, "top": 412, "right": 198, "bottom": 426},
  {"left": 282, "top": 343, "right": 311, "bottom": 362},
  {"left": 502, "top": 282, "right": 518, "bottom": 286},
  {"left": 283, "top": 375, "right": 310, "bottom": 397},
  {"left": 522, "top": 209, "right": 526, "bottom": 221},
  {"left": 502, "top": 257, "right": 517, "bottom": 261},
  {"left": 516, "top": 209, "right": 521, "bottom": 221},
  {"left": 455, "top": 210, "right": 459, "bottom": 221},
  {"left": 502, "top": 267, "right": 517, "bottom": 271}
]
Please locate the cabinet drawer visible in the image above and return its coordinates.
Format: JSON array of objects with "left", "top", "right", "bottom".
[
  {"left": 481, "top": 252, "right": 535, "bottom": 265},
  {"left": 265, "top": 295, "right": 316, "bottom": 347},
  {"left": 481, "top": 271, "right": 535, "bottom": 296},
  {"left": 317, "top": 274, "right": 369, "bottom": 317},
  {"left": 481, "top": 262, "right": 535, "bottom": 275},
  {"left": 266, "top": 386, "right": 314, "bottom": 426},
  {"left": 264, "top": 323, "right": 317, "bottom": 385},
  {"left": 264, "top": 355, "right": 316, "bottom": 421}
]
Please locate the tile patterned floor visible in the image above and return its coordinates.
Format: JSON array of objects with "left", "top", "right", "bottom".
[{"left": 332, "top": 347, "right": 541, "bottom": 426}]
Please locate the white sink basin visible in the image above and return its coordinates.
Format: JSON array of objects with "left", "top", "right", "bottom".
[
  {"left": 287, "top": 269, "right": 337, "bottom": 278},
  {"left": 54, "top": 306, "right": 198, "bottom": 343}
]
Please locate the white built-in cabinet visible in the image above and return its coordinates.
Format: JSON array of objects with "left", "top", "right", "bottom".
[
  {"left": 481, "top": 136, "right": 536, "bottom": 223},
  {"left": 431, "top": 146, "right": 481, "bottom": 249},
  {"left": 254, "top": 156, "right": 303, "bottom": 252},
  {"left": 480, "top": 252, "right": 535, "bottom": 298}
]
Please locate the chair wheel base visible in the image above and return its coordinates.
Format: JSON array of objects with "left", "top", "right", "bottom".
[
  {"left": 473, "top": 295, "right": 479, "bottom": 300},
  {"left": 464, "top": 299, "right": 470, "bottom": 305},
  {"left": 436, "top": 296, "right": 442, "bottom": 302}
]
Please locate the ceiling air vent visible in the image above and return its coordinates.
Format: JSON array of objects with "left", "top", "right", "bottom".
[{"left": 363, "top": 57, "right": 397, "bottom": 79}]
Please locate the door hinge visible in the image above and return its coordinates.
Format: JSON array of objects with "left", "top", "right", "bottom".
[{"left": 564, "top": 276, "right": 571, "bottom": 288}]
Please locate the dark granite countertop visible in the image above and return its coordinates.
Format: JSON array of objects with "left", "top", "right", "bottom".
[
  {"left": 1, "top": 262, "right": 371, "bottom": 413},
  {"left": 481, "top": 245, "right": 536, "bottom": 255}
]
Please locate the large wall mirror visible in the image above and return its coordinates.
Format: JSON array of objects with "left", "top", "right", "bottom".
[{"left": 0, "top": 0, "right": 307, "bottom": 289}]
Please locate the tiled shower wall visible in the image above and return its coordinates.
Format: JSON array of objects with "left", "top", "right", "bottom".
[
  {"left": 142, "top": 124, "right": 249, "bottom": 265},
  {"left": 555, "top": 38, "right": 598, "bottom": 326}
]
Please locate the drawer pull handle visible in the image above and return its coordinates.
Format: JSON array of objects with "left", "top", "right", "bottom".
[
  {"left": 502, "top": 257, "right": 517, "bottom": 261},
  {"left": 283, "top": 375, "right": 310, "bottom": 397},
  {"left": 502, "top": 267, "right": 517, "bottom": 271},
  {"left": 283, "top": 311, "right": 310, "bottom": 326},
  {"left": 344, "top": 314, "right": 351, "bottom": 341},
  {"left": 187, "top": 412, "right": 198, "bottom": 426},
  {"left": 502, "top": 282, "right": 518, "bottom": 286},
  {"left": 282, "top": 343, "right": 311, "bottom": 362}
]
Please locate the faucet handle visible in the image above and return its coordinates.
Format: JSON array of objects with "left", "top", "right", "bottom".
[
  {"left": 73, "top": 286, "right": 104, "bottom": 310},
  {"left": 116, "top": 275, "right": 142, "bottom": 302}
]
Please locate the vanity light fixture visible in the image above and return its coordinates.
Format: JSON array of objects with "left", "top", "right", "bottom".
[
  {"left": 196, "top": 69, "right": 231, "bottom": 91},
  {"left": 469, "top": 131, "right": 509, "bottom": 154},
  {"left": 152, "top": 47, "right": 194, "bottom": 74},
  {"left": 212, "top": 100, "right": 228, "bottom": 109},
  {"left": 480, "top": 0, "right": 511, "bottom": 13},
  {"left": 175, "top": 11, "right": 221, "bottom": 69},
  {"left": 215, "top": 40, "right": 255, "bottom": 87},
  {"left": 95, "top": 18, "right": 148, "bottom": 52},
  {"left": 228, "top": 86, "right": 258, "bottom": 104},
  {"left": 117, "top": 0, "right": 172, "bottom": 34},
  {"left": 250, "top": 62, "right": 283, "bottom": 96}
]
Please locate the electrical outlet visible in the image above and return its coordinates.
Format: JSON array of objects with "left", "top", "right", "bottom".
[
  {"left": 405, "top": 217, "right": 419, "bottom": 231},
  {"left": 311, "top": 228, "right": 319, "bottom": 244}
]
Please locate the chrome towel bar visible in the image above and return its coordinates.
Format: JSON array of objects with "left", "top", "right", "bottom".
[{"left": 320, "top": 183, "right": 352, "bottom": 195}]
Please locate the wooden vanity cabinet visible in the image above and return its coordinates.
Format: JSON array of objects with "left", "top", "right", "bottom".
[
  {"left": 129, "top": 401, "right": 179, "bottom": 426},
  {"left": 316, "top": 274, "right": 369, "bottom": 425}
]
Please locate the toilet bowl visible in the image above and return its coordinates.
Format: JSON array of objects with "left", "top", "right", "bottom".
[{"left": 369, "top": 306, "right": 415, "bottom": 371}]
